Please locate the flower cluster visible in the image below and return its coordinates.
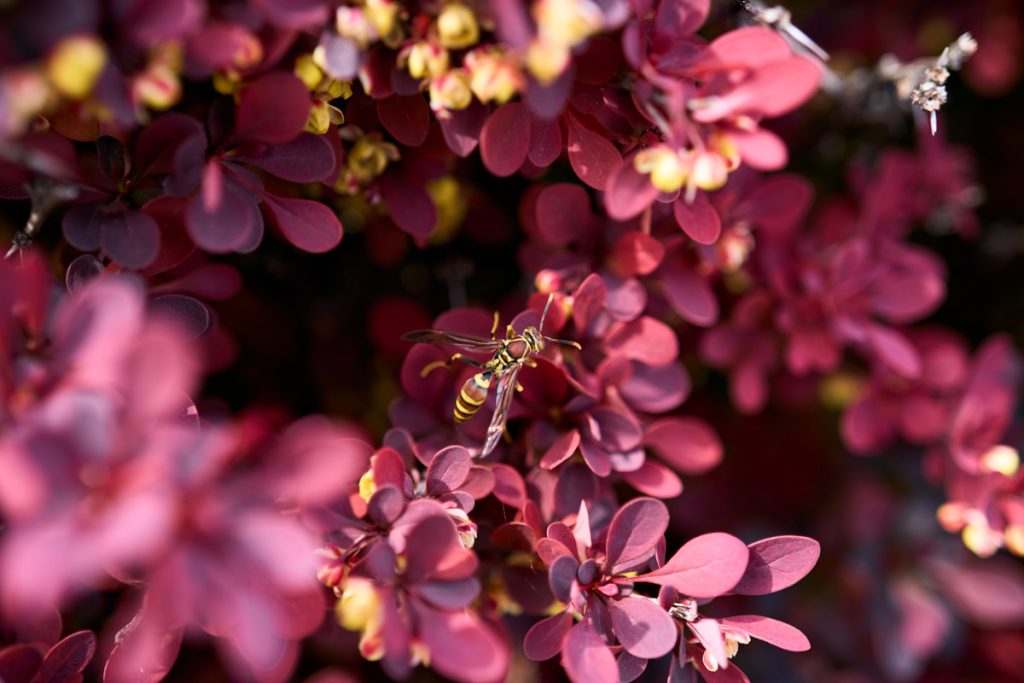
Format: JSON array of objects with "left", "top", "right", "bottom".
[{"left": 1, "top": 0, "right": 1022, "bottom": 682}]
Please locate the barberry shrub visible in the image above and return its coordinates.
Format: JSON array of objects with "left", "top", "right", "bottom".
[{"left": 1, "top": 1, "right": 1022, "bottom": 682}]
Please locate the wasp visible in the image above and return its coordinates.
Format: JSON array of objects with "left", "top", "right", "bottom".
[{"left": 401, "top": 296, "right": 581, "bottom": 457}]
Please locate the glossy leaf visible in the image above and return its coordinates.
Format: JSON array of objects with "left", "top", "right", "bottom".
[
  {"left": 731, "top": 536, "right": 820, "bottom": 596},
  {"left": 605, "top": 497, "right": 669, "bottom": 574},
  {"left": 636, "top": 533, "right": 749, "bottom": 598}
]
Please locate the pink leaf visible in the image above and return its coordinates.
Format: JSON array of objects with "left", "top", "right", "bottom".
[
  {"left": 644, "top": 417, "right": 723, "bottom": 474},
  {"left": 731, "top": 536, "right": 820, "bottom": 596},
  {"left": 612, "top": 231, "right": 665, "bottom": 276},
  {"left": 377, "top": 95, "right": 431, "bottom": 147},
  {"left": 608, "top": 597, "right": 677, "bottom": 659},
  {"left": 0, "top": 645, "right": 43, "bottom": 683},
  {"left": 604, "top": 317, "right": 679, "bottom": 365},
  {"left": 480, "top": 103, "right": 531, "bottom": 177},
  {"left": 438, "top": 103, "right": 488, "bottom": 157},
  {"left": 540, "top": 429, "right": 582, "bottom": 470},
  {"left": 524, "top": 611, "right": 573, "bottom": 661},
  {"left": 426, "top": 445, "right": 471, "bottom": 494},
  {"left": 621, "top": 461, "right": 684, "bottom": 499},
  {"left": 636, "top": 533, "right": 749, "bottom": 598},
  {"left": 660, "top": 259, "right": 719, "bottom": 326},
  {"left": 732, "top": 129, "right": 788, "bottom": 170},
  {"left": 528, "top": 115, "right": 563, "bottom": 167},
  {"left": 561, "top": 622, "right": 618, "bottom": 683},
  {"left": 866, "top": 325, "right": 921, "bottom": 379},
  {"left": 718, "top": 615, "right": 810, "bottom": 652},
  {"left": 605, "top": 497, "right": 670, "bottom": 574},
  {"left": 262, "top": 193, "right": 343, "bottom": 253},
  {"left": 567, "top": 116, "right": 621, "bottom": 191}
]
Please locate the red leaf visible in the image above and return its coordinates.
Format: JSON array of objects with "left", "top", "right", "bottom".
[
  {"left": 426, "top": 445, "right": 471, "bottom": 494},
  {"left": 38, "top": 631, "right": 96, "bottom": 683},
  {"left": 621, "top": 461, "right": 684, "bottom": 499},
  {"left": 438, "top": 103, "right": 488, "bottom": 157},
  {"left": 604, "top": 159, "right": 659, "bottom": 220},
  {"left": 536, "top": 183, "right": 592, "bottom": 245},
  {"left": 480, "top": 103, "right": 531, "bottom": 177},
  {"left": 377, "top": 95, "right": 431, "bottom": 147},
  {"left": 233, "top": 72, "right": 310, "bottom": 145},
  {"left": 567, "top": 116, "right": 621, "bottom": 191},
  {"left": 262, "top": 193, "right": 343, "bottom": 253},
  {"left": 491, "top": 464, "right": 527, "bottom": 509},
  {"left": 0, "top": 645, "right": 43, "bottom": 683},
  {"left": 380, "top": 172, "right": 438, "bottom": 243},
  {"left": 528, "top": 115, "right": 563, "bottom": 167},
  {"left": 611, "top": 231, "right": 665, "bottom": 276},
  {"left": 660, "top": 258, "right": 719, "bottom": 326},
  {"left": 673, "top": 195, "right": 721, "bottom": 245},
  {"left": 731, "top": 536, "right": 820, "bottom": 596}
]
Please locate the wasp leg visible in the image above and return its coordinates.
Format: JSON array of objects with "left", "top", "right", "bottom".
[
  {"left": 490, "top": 311, "right": 500, "bottom": 339},
  {"left": 525, "top": 358, "right": 538, "bottom": 368},
  {"left": 420, "top": 353, "right": 485, "bottom": 377},
  {"left": 506, "top": 323, "right": 515, "bottom": 337},
  {"left": 515, "top": 383, "right": 525, "bottom": 392}
]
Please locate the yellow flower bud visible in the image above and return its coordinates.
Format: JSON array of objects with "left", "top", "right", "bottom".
[
  {"left": 525, "top": 37, "right": 570, "bottom": 85},
  {"left": 437, "top": 3, "right": 479, "bottom": 50},
  {"left": 337, "top": 578, "right": 383, "bottom": 633},
  {"left": 691, "top": 150, "right": 729, "bottom": 191},
  {"left": 347, "top": 136, "right": 400, "bottom": 184},
  {"left": 47, "top": 35, "right": 106, "bottom": 100},
  {"left": 962, "top": 519, "right": 1001, "bottom": 557},
  {"left": 358, "top": 469, "right": 377, "bottom": 502},
  {"left": 295, "top": 54, "right": 324, "bottom": 90},
  {"left": 429, "top": 70, "right": 473, "bottom": 112},
  {"left": 133, "top": 64, "right": 181, "bottom": 110},
  {"left": 534, "top": 0, "right": 603, "bottom": 47},
  {"left": 464, "top": 48, "right": 522, "bottom": 105},
  {"left": 365, "top": 0, "right": 402, "bottom": 47},
  {"left": 306, "top": 100, "right": 332, "bottom": 134},
  {"left": 980, "top": 444, "right": 1020, "bottom": 477},
  {"left": 405, "top": 41, "right": 450, "bottom": 80},
  {"left": 635, "top": 146, "right": 689, "bottom": 194},
  {"left": 1005, "top": 525, "right": 1024, "bottom": 557}
]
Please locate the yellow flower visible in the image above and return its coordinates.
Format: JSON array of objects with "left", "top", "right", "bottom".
[
  {"left": 47, "top": 35, "right": 106, "bottom": 100},
  {"left": 428, "top": 69, "right": 473, "bottom": 113},
  {"left": 436, "top": 3, "right": 479, "bottom": 50},
  {"left": 635, "top": 146, "right": 690, "bottom": 194}
]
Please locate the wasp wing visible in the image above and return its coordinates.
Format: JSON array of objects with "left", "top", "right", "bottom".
[
  {"left": 401, "top": 329, "right": 502, "bottom": 352},
  {"left": 481, "top": 362, "right": 523, "bottom": 457}
]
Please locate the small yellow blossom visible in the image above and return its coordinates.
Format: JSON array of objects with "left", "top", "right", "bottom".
[
  {"left": 437, "top": 3, "right": 479, "bottom": 50},
  {"left": 47, "top": 35, "right": 106, "bottom": 100}
]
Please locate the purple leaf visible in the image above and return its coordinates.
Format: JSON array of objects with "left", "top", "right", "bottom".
[
  {"left": 562, "top": 621, "right": 618, "bottom": 683},
  {"left": 380, "top": 173, "right": 437, "bottom": 243},
  {"left": 413, "top": 577, "right": 480, "bottom": 610},
  {"left": 618, "top": 651, "right": 648, "bottom": 683},
  {"left": 367, "top": 486, "right": 406, "bottom": 527},
  {"left": 604, "top": 316, "right": 679, "bottom": 366},
  {"left": 866, "top": 324, "right": 921, "bottom": 378},
  {"left": 262, "top": 193, "right": 343, "bottom": 253},
  {"left": 608, "top": 596, "right": 677, "bottom": 658},
  {"left": 540, "top": 429, "right": 581, "bottom": 470},
  {"left": 567, "top": 116, "right": 621, "bottom": 191},
  {"left": 605, "top": 497, "right": 669, "bottom": 574},
  {"left": 536, "top": 183, "right": 592, "bottom": 246},
  {"left": 237, "top": 133, "right": 335, "bottom": 182},
  {"left": 731, "top": 536, "right": 820, "bottom": 596},
  {"left": 636, "top": 533, "right": 749, "bottom": 598},
  {"left": 490, "top": 464, "right": 527, "bottom": 509},
  {"left": 38, "top": 631, "right": 96, "bottom": 683},
  {"left": 426, "top": 445, "right": 471, "bottom": 495},
  {"left": 66, "top": 254, "right": 105, "bottom": 294},
  {"left": 186, "top": 167, "right": 260, "bottom": 252},
  {"left": 0, "top": 645, "right": 43, "bottom": 683},
  {"left": 548, "top": 554, "right": 580, "bottom": 602},
  {"left": 377, "top": 95, "right": 431, "bottom": 147},
  {"left": 654, "top": 0, "right": 710, "bottom": 40},
  {"left": 438, "top": 102, "right": 488, "bottom": 157},
  {"left": 148, "top": 294, "right": 210, "bottom": 339},
  {"left": 233, "top": 72, "right": 310, "bottom": 145},
  {"left": 661, "top": 258, "right": 719, "bottom": 326},
  {"left": 480, "top": 103, "right": 531, "bottom": 177},
  {"left": 100, "top": 209, "right": 160, "bottom": 269},
  {"left": 718, "top": 615, "right": 811, "bottom": 652},
  {"left": 524, "top": 611, "right": 573, "bottom": 661},
  {"left": 62, "top": 204, "right": 101, "bottom": 251},
  {"left": 250, "top": 0, "right": 328, "bottom": 29}
]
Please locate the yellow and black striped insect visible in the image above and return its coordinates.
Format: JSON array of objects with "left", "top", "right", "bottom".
[{"left": 401, "top": 296, "right": 581, "bottom": 457}]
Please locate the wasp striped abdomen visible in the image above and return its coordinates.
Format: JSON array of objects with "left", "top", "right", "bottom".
[{"left": 454, "top": 371, "right": 492, "bottom": 423}]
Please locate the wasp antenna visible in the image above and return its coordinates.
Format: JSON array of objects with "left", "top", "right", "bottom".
[
  {"left": 545, "top": 336, "right": 582, "bottom": 350},
  {"left": 538, "top": 293, "right": 555, "bottom": 333}
]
